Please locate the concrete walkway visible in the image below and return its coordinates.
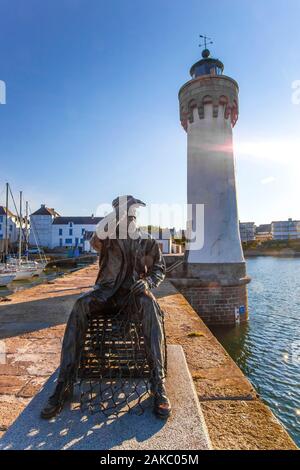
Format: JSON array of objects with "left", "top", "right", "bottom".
[
  {"left": 0, "top": 345, "right": 211, "bottom": 450},
  {"left": 0, "top": 265, "right": 97, "bottom": 437}
]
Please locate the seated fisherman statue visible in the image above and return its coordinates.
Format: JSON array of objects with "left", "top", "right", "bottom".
[{"left": 41, "top": 195, "right": 171, "bottom": 419}]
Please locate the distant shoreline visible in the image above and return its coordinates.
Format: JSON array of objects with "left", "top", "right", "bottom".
[{"left": 244, "top": 250, "right": 300, "bottom": 258}]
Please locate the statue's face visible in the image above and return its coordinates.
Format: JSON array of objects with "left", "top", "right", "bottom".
[
  {"left": 114, "top": 204, "right": 140, "bottom": 239},
  {"left": 127, "top": 215, "right": 138, "bottom": 239},
  {"left": 128, "top": 205, "right": 138, "bottom": 219},
  {"left": 127, "top": 215, "right": 137, "bottom": 224}
]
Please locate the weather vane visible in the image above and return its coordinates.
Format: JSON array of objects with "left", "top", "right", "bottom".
[{"left": 199, "top": 34, "right": 213, "bottom": 50}]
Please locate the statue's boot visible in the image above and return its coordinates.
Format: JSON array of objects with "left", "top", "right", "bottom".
[
  {"left": 40, "top": 381, "right": 73, "bottom": 419},
  {"left": 151, "top": 381, "right": 172, "bottom": 419}
]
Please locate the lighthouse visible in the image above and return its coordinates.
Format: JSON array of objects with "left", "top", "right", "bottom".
[{"left": 173, "top": 41, "right": 250, "bottom": 326}]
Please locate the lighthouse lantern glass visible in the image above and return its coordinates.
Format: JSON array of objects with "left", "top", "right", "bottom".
[{"left": 190, "top": 58, "right": 224, "bottom": 79}]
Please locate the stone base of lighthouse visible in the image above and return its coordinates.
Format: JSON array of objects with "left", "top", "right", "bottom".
[{"left": 168, "top": 262, "right": 250, "bottom": 327}]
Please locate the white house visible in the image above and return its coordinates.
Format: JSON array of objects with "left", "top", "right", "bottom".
[
  {"left": 271, "top": 219, "right": 300, "bottom": 240},
  {"left": 0, "top": 206, "right": 24, "bottom": 244},
  {"left": 30, "top": 205, "right": 59, "bottom": 248},
  {"left": 51, "top": 216, "right": 103, "bottom": 249}
]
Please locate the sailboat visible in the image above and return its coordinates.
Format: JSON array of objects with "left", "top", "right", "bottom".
[
  {"left": 7, "top": 192, "right": 43, "bottom": 280},
  {"left": 3, "top": 187, "right": 46, "bottom": 280},
  {"left": 0, "top": 271, "right": 16, "bottom": 287},
  {"left": 0, "top": 183, "right": 16, "bottom": 286},
  {"left": 23, "top": 200, "right": 47, "bottom": 274},
  {"left": 1, "top": 184, "right": 47, "bottom": 283}
]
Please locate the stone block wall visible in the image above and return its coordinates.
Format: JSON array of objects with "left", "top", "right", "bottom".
[{"left": 177, "top": 283, "right": 248, "bottom": 326}]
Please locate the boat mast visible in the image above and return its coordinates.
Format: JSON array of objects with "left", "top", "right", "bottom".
[
  {"left": 25, "top": 201, "right": 29, "bottom": 261},
  {"left": 4, "top": 182, "right": 9, "bottom": 264},
  {"left": 18, "top": 191, "right": 23, "bottom": 263}
]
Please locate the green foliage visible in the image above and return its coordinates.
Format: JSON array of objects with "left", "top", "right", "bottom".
[{"left": 187, "top": 331, "right": 204, "bottom": 338}]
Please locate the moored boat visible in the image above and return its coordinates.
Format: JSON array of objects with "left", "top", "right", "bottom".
[
  {"left": 1, "top": 185, "right": 47, "bottom": 281},
  {"left": 7, "top": 259, "right": 45, "bottom": 279},
  {"left": 0, "top": 272, "right": 16, "bottom": 287},
  {"left": 13, "top": 266, "right": 37, "bottom": 281}
]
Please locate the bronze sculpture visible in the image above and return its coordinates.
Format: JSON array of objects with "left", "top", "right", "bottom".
[{"left": 41, "top": 195, "right": 171, "bottom": 419}]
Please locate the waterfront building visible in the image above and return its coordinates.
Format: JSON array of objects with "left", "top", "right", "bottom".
[
  {"left": 172, "top": 42, "right": 249, "bottom": 326},
  {"left": 52, "top": 216, "right": 102, "bottom": 250},
  {"left": 239, "top": 222, "right": 256, "bottom": 242},
  {"left": 0, "top": 206, "right": 24, "bottom": 245},
  {"left": 255, "top": 224, "right": 272, "bottom": 242},
  {"left": 30, "top": 205, "right": 177, "bottom": 253},
  {"left": 271, "top": 218, "right": 300, "bottom": 240},
  {"left": 29, "top": 205, "right": 60, "bottom": 248}
]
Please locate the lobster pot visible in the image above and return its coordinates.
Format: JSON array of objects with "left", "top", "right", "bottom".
[{"left": 78, "top": 309, "right": 166, "bottom": 416}]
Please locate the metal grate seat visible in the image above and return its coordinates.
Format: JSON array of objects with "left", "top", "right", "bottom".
[
  {"left": 78, "top": 308, "right": 153, "bottom": 416},
  {"left": 79, "top": 309, "right": 152, "bottom": 380}
]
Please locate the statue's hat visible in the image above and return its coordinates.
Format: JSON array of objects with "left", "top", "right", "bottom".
[{"left": 112, "top": 195, "right": 146, "bottom": 210}]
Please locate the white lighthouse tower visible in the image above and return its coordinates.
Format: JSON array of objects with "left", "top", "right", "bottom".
[{"left": 174, "top": 41, "right": 250, "bottom": 326}]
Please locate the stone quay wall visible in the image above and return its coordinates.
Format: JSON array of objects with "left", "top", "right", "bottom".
[{"left": 176, "top": 283, "right": 248, "bottom": 326}]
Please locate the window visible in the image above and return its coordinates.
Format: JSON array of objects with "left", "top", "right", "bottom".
[
  {"left": 0, "top": 216, "right": 2, "bottom": 222},
  {"left": 9, "top": 225, "right": 12, "bottom": 231},
  {"left": 69, "top": 222, "right": 73, "bottom": 227},
  {"left": 59, "top": 238, "right": 63, "bottom": 247},
  {"left": 69, "top": 229, "right": 73, "bottom": 236},
  {"left": 65, "top": 238, "right": 72, "bottom": 244},
  {"left": 81, "top": 228, "right": 85, "bottom": 235},
  {"left": 80, "top": 238, "right": 84, "bottom": 244},
  {"left": 59, "top": 228, "right": 63, "bottom": 236}
]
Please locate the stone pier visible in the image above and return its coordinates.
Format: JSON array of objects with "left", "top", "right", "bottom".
[{"left": 0, "top": 265, "right": 297, "bottom": 449}]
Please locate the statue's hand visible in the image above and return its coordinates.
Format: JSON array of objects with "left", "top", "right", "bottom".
[{"left": 131, "top": 279, "right": 149, "bottom": 296}]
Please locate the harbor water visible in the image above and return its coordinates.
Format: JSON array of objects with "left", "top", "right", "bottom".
[{"left": 212, "top": 257, "right": 300, "bottom": 446}]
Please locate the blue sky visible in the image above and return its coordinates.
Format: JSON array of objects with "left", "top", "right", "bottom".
[{"left": 0, "top": 0, "right": 300, "bottom": 226}]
